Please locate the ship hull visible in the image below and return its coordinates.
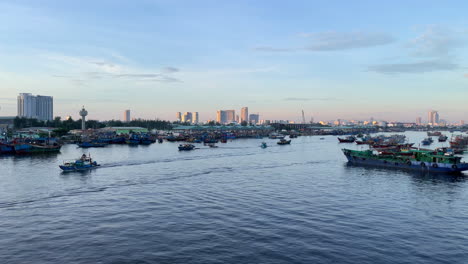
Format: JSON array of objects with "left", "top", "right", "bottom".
[{"left": 344, "top": 152, "right": 468, "bottom": 174}]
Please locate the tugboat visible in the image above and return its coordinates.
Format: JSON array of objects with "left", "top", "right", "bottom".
[
  {"left": 338, "top": 136, "right": 356, "bottom": 143},
  {"left": 342, "top": 148, "right": 468, "bottom": 174},
  {"left": 277, "top": 139, "right": 291, "bottom": 145},
  {"left": 59, "top": 154, "right": 100, "bottom": 172},
  {"left": 260, "top": 142, "right": 268, "bottom": 149},
  {"left": 178, "top": 144, "right": 196, "bottom": 151}
]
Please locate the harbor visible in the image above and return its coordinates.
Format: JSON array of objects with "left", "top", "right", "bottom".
[{"left": 1, "top": 131, "right": 468, "bottom": 263}]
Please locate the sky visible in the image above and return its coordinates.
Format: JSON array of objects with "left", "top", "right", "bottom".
[{"left": 0, "top": 0, "right": 467, "bottom": 122}]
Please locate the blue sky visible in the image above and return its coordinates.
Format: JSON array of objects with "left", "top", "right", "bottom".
[{"left": 0, "top": 0, "right": 467, "bottom": 122}]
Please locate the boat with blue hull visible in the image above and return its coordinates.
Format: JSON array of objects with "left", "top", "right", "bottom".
[
  {"left": 343, "top": 148, "right": 468, "bottom": 174},
  {"left": 178, "top": 144, "right": 195, "bottom": 151},
  {"left": 78, "top": 141, "right": 107, "bottom": 148},
  {"left": 59, "top": 155, "right": 100, "bottom": 172}
]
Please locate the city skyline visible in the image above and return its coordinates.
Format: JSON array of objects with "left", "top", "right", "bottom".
[{"left": 0, "top": 1, "right": 467, "bottom": 121}]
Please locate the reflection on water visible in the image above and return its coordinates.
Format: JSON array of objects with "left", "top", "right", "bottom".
[{"left": 0, "top": 132, "right": 468, "bottom": 264}]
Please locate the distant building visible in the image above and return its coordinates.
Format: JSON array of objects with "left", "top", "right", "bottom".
[
  {"left": 416, "top": 117, "right": 422, "bottom": 125},
  {"left": 176, "top": 112, "right": 181, "bottom": 122},
  {"left": 241, "top": 107, "right": 248, "bottom": 123},
  {"left": 216, "top": 110, "right": 235, "bottom": 124},
  {"left": 17, "top": 93, "right": 53, "bottom": 121},
  {"left": 428, "top": 110, "right": 439, "bottom": 125},
  {"left": 192, "top": 112, "right": 199, "bottom": 124},
  {"left": 249, "top": 114, "right": 259, "bottom": 124},
  {"left": 124, "top": 110, "right": 131, "bottom": 122},
  {"left": 461, "top": 120, "right": 465, "bottom": 126},
  {"left": 182, "top": 112, "right": 192, "bottom": 123}
]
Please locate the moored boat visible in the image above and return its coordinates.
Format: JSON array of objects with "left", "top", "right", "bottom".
[
  {"left": 78, "top": 141, "right": 107, "bottom": 148},
  {"left": 338, "top": 136, "right": 356, "bottom": 143},
  {"left": 342, "top": 148, "right": 468, "bottom": 174},
  {"left": 438, "top": 135, "right": 448, "bottom": 142},
  {"left": 260, "top": 142, "right": 268, "bottom": 149}
]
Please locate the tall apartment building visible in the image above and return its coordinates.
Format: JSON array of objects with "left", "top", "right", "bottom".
[
  {"left": 124, "top": 110, "right": 131, "bottom": 122},
  {"left": 240, "top": 107, "right": 248, "bottom": 123},
  {"left": 17, "top": 93, "right": 53, "bottom": 121},
  {"left": 216, "top": 110, "right": 235, "bottom": 124}
]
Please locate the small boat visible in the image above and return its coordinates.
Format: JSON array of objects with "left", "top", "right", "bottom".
[
  {"left": 158, "top": 138, "right": 163, "bottom": 143},
  {"left": 220, "top": 138, "right": 228, "bottom": 143},
  {"left": 338, "top": 136, "right": 356, "bottom": 143},
  {"left": 207, "top": 143, "right": 218, "bottom": 148},
  {"left": 204, "top": 138, "right": 218, "bottom": 144},
  {"left": 438, "top": 135, "right": 448, "bottom": 142},
  {"left": 421, "top": 138, "right": 432, "bottom": 146},
  {"left": 260, "top": 142, "right": 268, "bottom": 149},
  {"left": 277, "top": 139, "right": 291, "bottom": 145},
  {"left": 427, "top": 131, "right": 442, "bottom": 137},
  {"left": 59, "top": 154, "right": 100, "bottom": 172},
  {"left": 289, "top": 134, "right": 298, "bottom": 138},
  {"left": 320, "top": 138, "right": 325, "bottom": 140},
  {"left": 178, "top": 144, "right": 195, "bottom": 151},
  {"left": 78, "top": 141, "right": 106, "bottom": 148}
]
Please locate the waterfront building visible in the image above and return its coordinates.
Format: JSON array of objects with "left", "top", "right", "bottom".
[
  {"left": 17, "top": 93, "right": 53, "bottom": 121},
  {"left": 216, "top": 110, "right": 236, "bottom": 124},
  {"left": 124, "top": 110, "right": 131, "bottom": 122},
  {"left": 249, "top": 114, "right": 259, "bottom": 124},
  {"left": 241, "top": 107, "right": 248, "bottom": 123}
]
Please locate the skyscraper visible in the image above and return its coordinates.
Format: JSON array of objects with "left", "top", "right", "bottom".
[
  {"left": 182, "top": 112, "right": 192, "bottom": 123},
  {"left": 124, "top": 110, "right": 131, "bottom": 122},
  {"left": 428, "top": 110, "right": 439, "bottom": 125},
  {"left": 192, "top": 112, "right": 199, "bottom": 124},
  {"left": 241, "top": 107, "right": 248, "bottom": 123},
  {"left": 416, "top": 117, "right": 422, "bottom": 125},
  {"left": 176, "top": 112, "right": 181, "bottom": 122},
  {"left": 216, "top": 110, "right": 235, "bottom": 124},
  {"left": 249, "top": 114, "right": 259, "bottom": 124},
  {"left": 17, "top": 93, "right": 53, "bottom": 121}
]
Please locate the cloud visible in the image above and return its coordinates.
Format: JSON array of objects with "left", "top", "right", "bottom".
[
  {"left": 408, "top": 26, "right": 461, "bottom": 58},
  {"left": 284, "top": 97, "right": 338, "bottom": 101},
  {"left": 302, "top": 32, "right": 395, "bottom": 51},
  {"left": 254, "top": 31, "right": 395, "bottom": 52},
  {"left": 44, "top": 54, "right": 181, "bottom": 84},
  {"left": 162, "top": 67, "right": 180, "bottom": 73},
  {"left": 367, "top": 60, "right": 458, "bottom": 74}
]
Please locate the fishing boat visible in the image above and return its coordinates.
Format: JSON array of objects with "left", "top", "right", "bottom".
[
  {"left": 126, "top": 134, "right": 141, "bottom": 145},
  {"left": 421, "top": 138, "right": 433, "bottom": 146},
  {"left": 77, "top": 141, "right": 106, "bottom": 148},
  {"left": 158, "top": 138, "right": 163, "bottom": 143},
  {"left": 204, "top": 138, "right": 218, "bottom": 144},
  {"left": 438, "top": 135, "right": 448, "bottom": 142},
  {"left": 0, "top": 142, "right": 14, "bottom": 154},
  {"left": 14, "top": 138, "right": 62, "bottom": 154},
  {"left": 260, "top": 142, "right": 268, "bottom": 149},
  {"left": 427, "top": 131, "right": 442, "bottom": 137},
  {"left": 178, "top": 144, "right": 195, "bottom": 151},
  {"left": 207, "top": 143, "right": 218, "bottom": 148},
  {"left": 277, "top": 139, "right": 291, "bottom": 145},
  {"left": 342, "top": 148, "right": 468, "bottom": 173},
  {"left": 59, "top": 154, "right": 100, "bottom": 172},
  {"left": 337, "top": 136, "right": 356, "bottom": 143}
]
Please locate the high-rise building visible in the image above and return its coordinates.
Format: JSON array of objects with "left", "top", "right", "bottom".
[
  {"left": 249, "top": 114, "right": 259, "bottom": 124},
  {"left": 176, "top": 112, "right": 181, "bottom": 122},
  {"left": 182, "top": 112, "right": 192, "bottom": 123},
  {"left": 192, "top": 112, "right": 199, "bottom": 124},
  {"left": 428, "top": 110, "right": 439, "bottom": 125},
  {"left": 17, "top": 93, "right": 53, "bottom": 121},
  {"left": 216, "top": 110, "right": 235, "bottom": 124},
  {"left": 416, "top": 117, "right": 422, "bottom": 125},
  {"left": 241, "top": 107, "right": 248, "bottom": 123},
  {"left": 124, "top": 110, "right": 131, "bottom": 122}
]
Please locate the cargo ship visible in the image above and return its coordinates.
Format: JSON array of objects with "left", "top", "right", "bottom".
[{"left": 342, "top": 148, "right": 468, "bottom": 173}]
